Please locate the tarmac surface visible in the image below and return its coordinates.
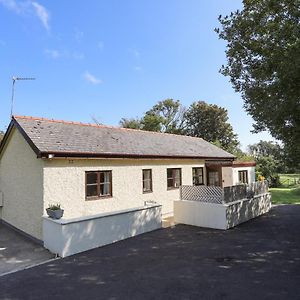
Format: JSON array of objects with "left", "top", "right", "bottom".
[
  {"left": 0, "top": 223, "right": 54, "bottom": 276},
  {"left": 0, "top": 205, "right": 299, "bottom": 300}
]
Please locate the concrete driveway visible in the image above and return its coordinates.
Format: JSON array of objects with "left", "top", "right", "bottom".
[
  {"left": 1, "top": 205, "right": 300, "bottom": 300},
  {"left": 0, "top": 223, "right": 54, "bottom": 275}
]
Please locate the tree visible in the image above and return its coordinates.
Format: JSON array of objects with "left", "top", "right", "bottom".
[
  {"left": 216, "top": 0, "right": 300, "bottom": 168},
  {"left": 185, "top": 101, "right": 240, "bottom": 153},
  {"left": 119, "top": 118, "right": 142, "bottom": 129},
  {"left": 145, "top": 99, "right": 186, "bottom": 134},
  {"left": 247, "top": 140, "right": 290, "bottom": 185},
  {"left": 120, "top": 99, "right": 241, "bottom": 154},
  {"left": 120, "top": 99, "right": 186, "bottom": 134},
  {"left": 248, "top": 140, "right": 283, "bottom": 160},
  {"left": 255, "top": 156, "right": 281, "bottom": 187}
]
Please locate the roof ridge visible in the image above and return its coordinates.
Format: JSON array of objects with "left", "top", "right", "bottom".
[{"left": 12, "top": 115, "right": 205, "bottom": 141}]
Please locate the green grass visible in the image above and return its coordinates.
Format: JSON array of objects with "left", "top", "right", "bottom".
[{"left": 270, "top": 187, "right": 300, "bottom": 204}]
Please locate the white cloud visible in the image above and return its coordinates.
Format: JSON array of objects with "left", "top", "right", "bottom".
[
  {"left": 44, "top": 49, "right": 85, "bottom": 60},
  {"left": 0, "top": 0, "right": 50, "bottom": 30},
  {"left": 83, "top": 71, "right": 102, "bottom": 85},
  {"left": 0, "top": 0, "right": 23, "bottom": 13},
  {"left": 44, "top": 49, "right": 61, "bottom": 59},
  {"left": 31, "top": 2, "right": 50, "bottom": 30}
]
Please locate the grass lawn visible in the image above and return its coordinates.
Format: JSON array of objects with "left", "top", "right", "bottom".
[{"left": 270, "top": 187, "right": 300, "bottom": 205}]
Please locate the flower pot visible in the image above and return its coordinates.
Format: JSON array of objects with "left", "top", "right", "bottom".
[{"left": 46, "top": 208, "right": 64, "bottom": 219}]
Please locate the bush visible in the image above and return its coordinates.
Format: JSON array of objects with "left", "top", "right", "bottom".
[{"left": 269, "top": 175, "right": 280, "bottom": 188}]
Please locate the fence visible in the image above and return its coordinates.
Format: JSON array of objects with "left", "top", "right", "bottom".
[
  {"left": 180, "top": 181, "right": 269, "bottom": 204},
  {"left": 180, "top": 185, "right": 223, "bottom": 204}
]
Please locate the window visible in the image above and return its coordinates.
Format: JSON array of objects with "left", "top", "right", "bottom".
[
  {"left": 167, "top": 168, "right": 182, "bottom": 189},
  {"left": 86, "top": 171, "right": 112, "bottom": 199},
  {"left": 192, "top": 167, "right": 204, "bottom": 186},
  {"left": 238, "top": 170, "right": 248, "bottom": 184},
  {"left": 142, "top": 169, "right": 152, "bottom": 193}
]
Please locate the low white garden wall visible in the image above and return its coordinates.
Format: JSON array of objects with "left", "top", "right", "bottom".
[
  {"left": 174, "top": 193, "right": 271, "bottom": 230},
  {"left": 43, "top": 204, "right": 162, "bottom": 257}
]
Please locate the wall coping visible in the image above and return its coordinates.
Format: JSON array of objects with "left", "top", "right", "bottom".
[{"left": 42, "top": 204, "right": 162, "bottom": 225}]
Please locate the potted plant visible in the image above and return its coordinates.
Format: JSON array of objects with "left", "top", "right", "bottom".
[{"left": 46, "top": 203, "right": 64, "bottom": 219}]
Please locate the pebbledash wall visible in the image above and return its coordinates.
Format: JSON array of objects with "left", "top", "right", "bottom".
[
  {"left": 0, "top": 128, "right": 44, "bottom": 239},
  {"left": 0, "top": 127, "right": 207, "bottom": 241},
  {"left": 43, "top": 158, "right": 206, "bottom": 219}
]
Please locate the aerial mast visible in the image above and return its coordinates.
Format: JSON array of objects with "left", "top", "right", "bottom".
[{"left": 11, "top": 76, "right": 35, "bottom": 117}]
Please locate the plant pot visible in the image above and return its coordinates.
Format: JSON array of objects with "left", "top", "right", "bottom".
[{"left": 46, "top": 208, "right": 64, "bottom": 219}]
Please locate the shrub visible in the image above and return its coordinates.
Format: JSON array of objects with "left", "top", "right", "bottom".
[{"left": 47, "top": 203, "right": 61, "bottom": 210}]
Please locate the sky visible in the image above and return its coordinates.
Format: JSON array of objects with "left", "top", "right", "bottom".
[{"left": 0, "top": 0, "right": 274, "bottom": 150}]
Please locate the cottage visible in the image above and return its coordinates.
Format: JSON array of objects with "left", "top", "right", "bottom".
[{"left": 0, "top": 116, "right": 255, "bottom": 246}]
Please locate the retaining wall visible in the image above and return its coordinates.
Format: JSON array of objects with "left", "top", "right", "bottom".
[
  {"left": 43, "top": 204, "right": 162, "bottom": 257},
  {"left": 174, "top": 193, "right": 271, "bottom": 230}
]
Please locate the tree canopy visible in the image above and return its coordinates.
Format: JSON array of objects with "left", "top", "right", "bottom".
[
  {"left": 216, "top": 0, "right": 300, "bottom": 168},
  {"left": 120, "top": 99, "right": 240, "bottom": 153},
  {"left": 185, "top": 101, "right": 240, "bottom": 154},
  {"left": 120, "top": 99, "right": 185, "bottom": 133}
]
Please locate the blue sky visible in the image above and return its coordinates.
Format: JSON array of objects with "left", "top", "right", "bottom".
[{"left": 0, "top": 0, "right": 274, "bottom": 150}]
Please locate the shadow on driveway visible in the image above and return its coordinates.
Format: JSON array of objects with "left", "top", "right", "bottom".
[
  {"left": 0, "top": 223, "right": 54, "bottom": 275},
  {"left": 1, "top": 205, "right": 300, "bottom": 299}
]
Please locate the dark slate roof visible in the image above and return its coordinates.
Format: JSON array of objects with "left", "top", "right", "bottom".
[{"left": 4, "top": 116, "right": 235, "bottom": 160}]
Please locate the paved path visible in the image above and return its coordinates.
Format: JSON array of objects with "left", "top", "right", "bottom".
[
  {"left": 0, "top": 223, "right": 54, "bottom": 276},
  {"left": 0, "top": 205, "right": 300, "bottom": 300}
]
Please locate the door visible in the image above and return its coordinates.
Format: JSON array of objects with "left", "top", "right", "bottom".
[{"left": 206, "top": 167, "right": 222, "bottom": 187}]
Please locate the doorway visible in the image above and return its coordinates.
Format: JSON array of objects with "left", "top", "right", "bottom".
[{"left": 206, "top": 166, "right": 222, "bottom": 187}]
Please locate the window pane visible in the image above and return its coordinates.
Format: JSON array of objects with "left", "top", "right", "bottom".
[
  {"left": 174, "top": 169, "right": 180, "bottom": 179},
  {"left": 193, "top": 177, "right": 200, "bottom": 186},
  {"left": 100, "top": 171, "right": 111, "bottom": 183},
  {"left": 174, "top": 177, "right": 181, "bottom": 188},
  {"left": 167, "top": 169, "right": 173, "bottom": 179},
  {"left": 239, "top": 171, "right": 248, "bottom": 184},
  {"left": 100, "top": 183, "right": 111, "bottom": 196},
  {"left": 143, "top": 180, "right": 151, "bottom": 192},
  {"left": 87, "top": 172, "right": 97, "bottom": 184},
  {"left": 193, "top": 168, "right": 203, "bottom": 186},
  {"left": 143, "top": 170, "right": 151, "bottom": 181},
  {"left": 208, "top": 172, "right": 219, "bottom": 186},
  {"left": 87, "top": 185, "right": 98, "bottom": 197},
  {"left": 167, "top": 178, "right": 173, "bottom": 188}
]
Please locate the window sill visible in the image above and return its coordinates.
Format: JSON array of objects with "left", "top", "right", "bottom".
[
  {"left": 167, "top": 187, "right": 180, "bottom": 190},
  {"left": 143, "top": 190, "right": 153, "bottom": 194},
  {"left": 86, "top": 195, "right": 113, "bottom": 201}
]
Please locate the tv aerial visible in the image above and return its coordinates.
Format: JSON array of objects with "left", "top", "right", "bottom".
[{"left": 11, "top": 76, "right": 35, "bottom": 117}]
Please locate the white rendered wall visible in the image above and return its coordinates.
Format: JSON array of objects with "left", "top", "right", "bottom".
[
  {"left": 174, "top": 200, "right": 227, "bottom": 229},
  {"left": 0, "top": 128, "right": 44, "bottom": 240},
  {"left": 226, "top": 193, "right": 271, "bottom": 228},
  {"left": 43, "top": 158, "right": 205, "bottom": 218},
  {"left": 232, "top": 166, "right": 256, "bottom": 185},
  {"left": 174, "top": 193, "right": 271, "bottom": 230},
  {"left": 43, "top": 205, "right": 162, "bottom": 257}
]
